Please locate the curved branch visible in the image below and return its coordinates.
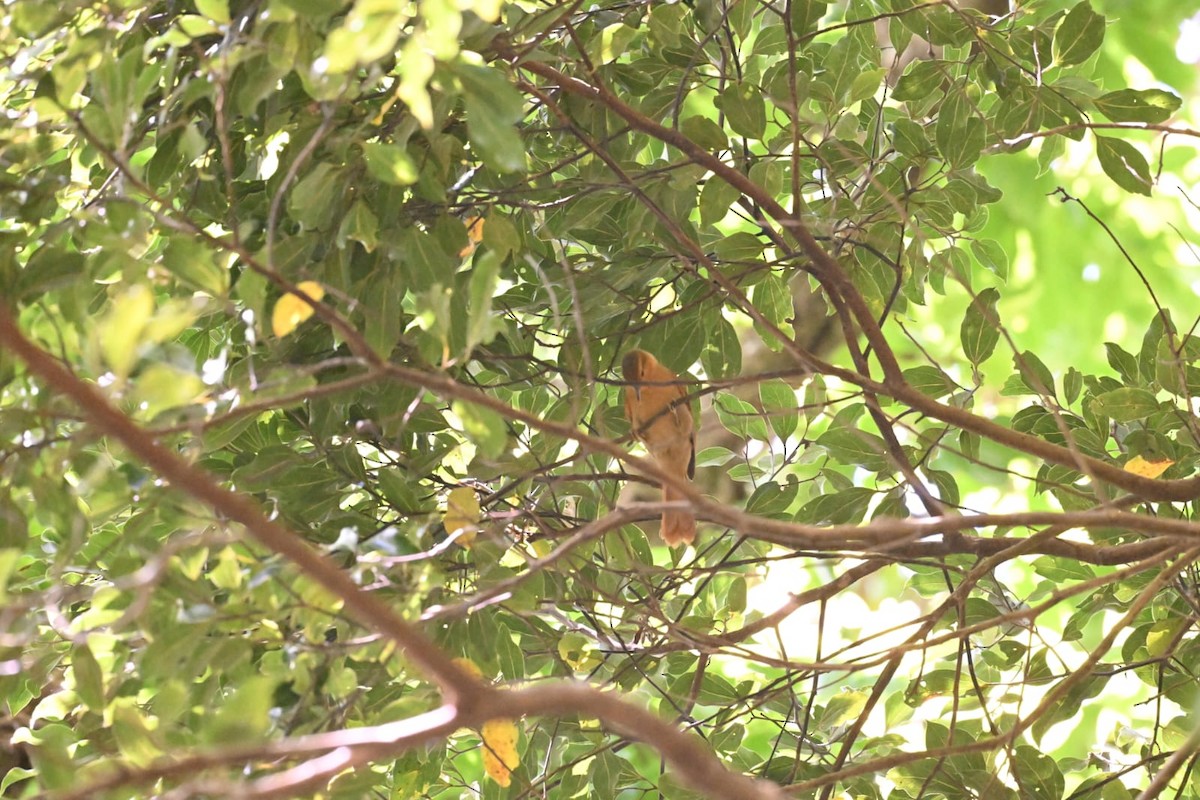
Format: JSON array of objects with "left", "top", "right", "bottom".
[
  {"left": 44, "top": 682, "right": 788, "bottom": 800},
  {"left": 3, "top": 311, "right": 788, "bottom": 800},
  {"left": 0, "top": 309, "right": 480, "bottom": 707},
  {"left": 497, "top": 44, "right": 1200, "bottom": 505}
]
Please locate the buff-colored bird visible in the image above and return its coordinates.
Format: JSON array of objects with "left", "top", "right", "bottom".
[{"left": 621, "top": 349, "right": 696, "bottom": 547}]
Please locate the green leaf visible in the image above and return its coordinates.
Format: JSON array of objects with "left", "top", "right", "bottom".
[
  {"left": 195, "top": 0, "right": 230, "bottom": 23},
  {"left": 760, "top": 379, "right": 798, "bottom": 439},
  {"left": 818, "top": 32, "right": 865, "bottom": 105},
  {"left": 362, "top": 273, "right": 405, "bottom": 355},
  {"left": 100, "top": 284, "right": 155, "bottom": 379},
  {"left": 925, "top": 468, "right": 959, "bottom": 506},
  {"left": 481, "top": 214, "right": 519, "bottom": 261},
  {"left": 589, "top": 751, "right": 622, "bottom": 798},
  {"left": 750, "top": 272, "right": 793, "bottom": 349},
  {"left": 714, "top": 395, "right": 770, "bottom": 441},
  {"left": 713, "top": 232, "right": 765, "bottom": 262},
  {"left": 289, "top": 163, "right": 346, "bottom": 229},
  {"left": 465, "top": 250, "right": 502, "bottom": 357},
  {"left": 337, "top": 200, "right": 380, "bottom": 252},
  {"left": 893, "top": 59, "right": 944, "bottom": 103},
  {"left": 796, "top": 487, "right": 873, "bottom": 524},
  {"left": 1063, "top": 367, "right": 1083, "bottom": 405},
  {"left": 649, "top": 3, "right": 685, "bottom": 47},
  {"left": 275, "top": 0, "right": 343, "bottom": 17},
  {"left": 935, "top": 90, "right": 973, "bottom": 168},
  {"left": 1089, "top": 387, "right": 1160, "bottom": 422},
  {"left": 745, "top": 481, "right": 797, "bottom": 517},
  {"left": 129, "top": 363, "right": 205, "bottom": 418},
  {"left": 399, "top": 227, "right": 456, "bottom": 292},
  {"left": 1095, "top": 136, "right": 1152, "bottom": 195},
  {"left": 207, "top": 676, "right": 275, "bottom": 744},
  {"left": 904, "top": 366, "right": 954, "bottom": 399},
  {"left": 699, "top": 177, "right": 741, "bottom": 227},
  {"left": 815, "top": 427, "right": 889, "bottom": 472},
  {"left": 890, "top": 117, "right": 932, "bottom": 157},
  {"left": 969, "top": 238, "right": 1008, "bottom": 281},
  {"left": 680, "top": 115, "right": 727, "bottom": 150},
  {"left": 789, "top": 0, "right": 829, "bottom": 36},
  {"left": 718, "top": 83, "right": 766, "bottom": 140},
  {"left": 71, "top": 643, "right": 106, "bottom": 711},
  {"left": 1094, "top": 88, "right": 1181, "bottom": 123},
  {"left": 701, "top": 317, "right": 742, "bottom": 379},
  {"left": 451, "top": 63, "right": 526, "bottom": 173},
  {"left": 0, "top": 546, "right": 18, "bottom": 607},
  {"left": 379, "top": 467, "right": 433, "bottom": 513},
  {"left": 1154, "top": 335, "right": 1200, "bottom": 397},
  {"left": 451, "top": 400, "right": 508, "bottom": 460},
  {"left": 84, "top": 47, "right": 145, "bottom": 147},
  {"left": 1139, "top": 310, "right": 1173, "bottom": 383},
  {"left": 161, "top": 237, "right": 229, "bottom": 295},
  {"left": 363, "top": 141, "right": 418, "bottom": 186},
  {"left": 16, "top": 247, "right": 86, "bottom": 301},
  {"left": 1036, "top": 134, "right": 1066, "bottom": 177},
  {"left": 493, "top": 623, "right": 525, "bottom": 680},
  {"left": 1105, "top": 342, "right": 1140, "bottom": 384},
  {"left": 1015, "top": 350, "right": 1055, "bottom": 397},
  {"left": 1053, "top": 2, "right": 1105, "bottom": 67},
  {"left": 639, "top": 308, "right": 706, "bottom": 374},
  {"left": 0, "top": 768, "right": 33, "bottom": 795},
  {"left": 960, "top": 288, "right": 1001, "bottom": 366},
  {"left": 916, "top": 6, "right": 973, "bottom": 46}
]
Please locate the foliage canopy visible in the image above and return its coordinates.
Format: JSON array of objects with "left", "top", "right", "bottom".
[{"left": 4, "top": 0, "right": 1200, "bottom": 798}]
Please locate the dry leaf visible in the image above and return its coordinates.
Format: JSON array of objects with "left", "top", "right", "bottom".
[
  {"left": 459, "top": 215, "right": 485, "bottom": 258},
  {"left": 447, "top": 658, "right": 519, "bottom": 785},
  {"left": 1124, "top": 455, "right": 1173, "bottom": 479},
  {"left": 444, "top": 486, "right": 481, "bottom": 548},
  {"left": 481, "top": 718, "right": 520, "bottom": 786},
  {"left": 451, "top": 657, "right": 484, "bottom": 680},
  {"left": 271, "top": 281, "right": 325, "bottom": 337}
]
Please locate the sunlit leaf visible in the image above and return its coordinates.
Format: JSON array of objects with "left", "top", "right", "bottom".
[
  {"left": 1053, "top": 2, "right": 1105, "bottom": 66},
  {"left": 481, "top": 718, "right": 520, "bottom": 786},
  {"left": 1095, "top": 136, "right": 1152, "bottom": 195},
  {"left": 363, "top": 141, "right": 418, "bottom": 186},
  {"left": 1094, "top": 88, "right": 1181, "bottom": 123},
  {"left": 459, "top": 215, "right": 485, "bottom": 258},
  {"left": 450, "top": 63, "right": 526, "bottom": 173},
  {"left": 450, "top": 400, "right": 508, "bottom": 460},
  {"left": 1124, "top": 455, "right": 1172, "bottom": 479},
  {"left": 271, "top": 281, "right": 326, "bottom": 337},
  {"left": 1090, "top": 387, "right": 1159, "bottom": 422},
  {"left": 960, "top": 287, "right": 1001, "bottom": 366},
  {"left": 444, "top": 486, "right": 481, "bottom": 548}
]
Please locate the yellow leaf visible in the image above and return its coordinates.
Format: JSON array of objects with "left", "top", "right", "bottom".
[
  {"left": 444, "top": 486, "right": 481, "bottom": 548},
  {"left": 1125, "top": 455, "right": 1173, "bottom": 479},
  {"left": 451, "top": 657, "right": 484, "bottom": 680},
  {"left": 100, "top": 284, "right": 155, "bottom": 379},
  {"left": 1147, "top": 618, "right": 1187, "bottom": 658},
  {"left": 458, "top": 215, "right": 485, "bottom": 258},
  {"left": 271, "top": 281, "right": 326, "bottom": 338},
  {"left": 481, "top": 718, "right": 520, "bottom": 786},
  {"left": 557, "top": 632, "right": 599, "bottom": 672}
]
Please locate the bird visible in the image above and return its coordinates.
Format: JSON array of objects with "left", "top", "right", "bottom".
[{"left": 621, "top": 349, "right": 696, "bottom": 547}]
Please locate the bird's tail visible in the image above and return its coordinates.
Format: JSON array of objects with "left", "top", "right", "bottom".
[{"left": 660, "top": 482, "right": 696, "bottom": 547}]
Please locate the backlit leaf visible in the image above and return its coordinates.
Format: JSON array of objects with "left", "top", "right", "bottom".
[
  {"left": 444, "top": 486, "right": 481, "bottom": 548},
  {"left": 271, "top": 281, "right": 325, "bottom": 337},
  {"left": 481, "top": 719, "right": 520, "bottom": 786},
  {"left": 1125, "top": 455, "right": 1172, "bottom": 479},
  {"left": 960, "top": 287, "right": 1001, "bottom": 365}
]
